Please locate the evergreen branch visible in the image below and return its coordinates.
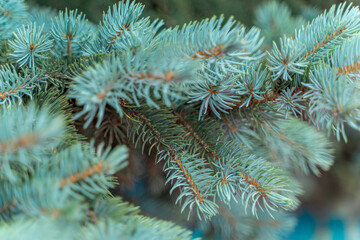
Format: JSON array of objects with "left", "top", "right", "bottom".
[
  {"left": 99, "top": 0, "right": 145, "bottom": 44},
  {"left": 0, "top": 102, "right": 64, "bottom": 182},
  {"left": 54, "top": 143, "right": 128, "bottom": 199},
  {"left": 337, "top": 61, "right": 360, "bottom": 75},
  {"left": 90, "top": 197, "right": 140, "bottom": 222},
  {"left": 304, "top": 64, "right": 360, "bottom": 141},
  {"left": 0, "top": 176, "right": 86, "bottom": 225},
  {"left": 192, "top": 44, "right": 225, "bottom": 59},
  {"left": 108, "top": 23, "right": 130, "bottom": 43},
  {"left": 269, "top": 118, "right": 334, "bottom": 175},
  {"left": 113, "top": 18, "right": 164, "bottom": 53},
  {"left": 173, "top": 156, "right": 204, "bottom": 203},
  {"left": 0, "top": 0, "right": 28, "bottom": 39},
  {"left": 165, "top": 16, "right": 264, "bottom": 71},
  {"left": 238, "top": 169, "right": 269, "bottom": 198},
  {"left": 296, "top": 3, "right": 360, "bottom": 62},
  {"left": 236, "top": 64, "right": 268, "bottom": 107},
  {"left": 173, "top": 112, "right": 244, "bottom": 205},
  {"left": 59, "top": 161, "right": 108, "bottom": 188},
  {"left": 0, "top": 134, "right": 38, "bottom": 154},
  {"left": 174, "top": 112, "right": 214, "bottom": 155},
  {"left": 125, "top": 107, "right": 218, "bottom": 219},
  {"left": 188, "top": 63, "right": 309, "bottom": 120},
  {"left": 0, "top": 190, "right": 193, "bottom": 240},
  {"left": 329, "top": 36, "right": 360, "bottom": 75},
  {"left": 188, "top": 66, "right": 239, "bottom": 119},
  {"left": 275, "top": 88, "right": 306, "bottom": 118},
  {"left": 174, "top": 110, "right": 300, "bottom": 215},
  {"left": 1, "top": 1, "right": 358, "bottom": 237},
  {"left": 9, "top": 23, "right": 53, "bottom": 68},
  {"left": 8, "top": 179, "right": 85, "bottom": 220},
  {"left": 0, "top": 82, "right": 29, "bottom": 100},
  {"left": 218, "top": 142, "right": 301, "bottom": 217},
  {"left": 68, "top": 56, "right": 131, "bottom": 128},
  {"left": 303, "top": 26, "right": 346, "bottom": 60},
  {"left": 267, "top": 37, "right": 307, "bottom": 81},
  {"left": 69, "top": 51, "right": 196, "bottom": 127},
  {"left": 223, "top": 110, "right": 333, "bottom": 176},
  {"left": 236, "top": 91, "right": 281, "bottom": 108},
  {"left": 234, "top": 86, "right": 310, "bottom": 110},
  {"left": 268, "top": 3, "right": 360, "bottom": 81},
  {"left": 98, "top": 0, "right": 164, "bottom": 54},
  {"left": 0, "top": 65, "right": 37, "bottom": 105},
  {"left": 33, "top": 88, "right": 80, "bottom": 149},
  {"left": 50, "top": 9, "right": 93, "bottom": 57},
  {"left": 0, "top": 143, "right": 128, "bottom": 221},
  {"left": 164, "top": 151, "right": 218, "bottom": 220}
]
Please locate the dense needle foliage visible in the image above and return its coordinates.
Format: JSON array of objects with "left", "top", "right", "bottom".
[{"left": 0, "top": 0, "right": 359, "bottom": 239}]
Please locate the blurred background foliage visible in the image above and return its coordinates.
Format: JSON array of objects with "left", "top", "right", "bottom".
[
  {"left": 27, "top": 0, "right": 360, "bottom": 239},
  {"left": 27, "top": 0, "right": 348, "bottom": 26}
]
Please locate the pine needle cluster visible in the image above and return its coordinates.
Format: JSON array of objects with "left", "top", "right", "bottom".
[{"left": 0, "top": 0, "right": 359, "bottom": 239}]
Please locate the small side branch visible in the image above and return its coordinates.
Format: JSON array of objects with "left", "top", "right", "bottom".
[
  {"left": 60, "top": 162, "right": 108, "bottom": 187},
  {"left": 337, "top": 61, "right": 360, "bottom": 75},
  {"left": 192, "top": 44, "right": 225, "bottom": 59},
  {"left": 0, "top": 82, "right": 29, "bottom": 100},
  {"left": 303, "top": 26, "right": 346, "bottom": 59}
]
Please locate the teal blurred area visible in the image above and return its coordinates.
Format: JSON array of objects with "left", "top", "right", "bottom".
[
  {"left": 28, "top": 0, "right": 360, "bottom": 239},
  {"left": 27, "top": 0, "right": 360, "bottom": 26}
]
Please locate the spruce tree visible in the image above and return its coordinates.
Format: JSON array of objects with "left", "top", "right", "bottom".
[{"left": 0, "top": 0, "right": 359, "bottom": 239}]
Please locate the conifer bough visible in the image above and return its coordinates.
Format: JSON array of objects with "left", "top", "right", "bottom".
[{"left": 0, "top": 0, "right": 358, "bottom": 239}]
